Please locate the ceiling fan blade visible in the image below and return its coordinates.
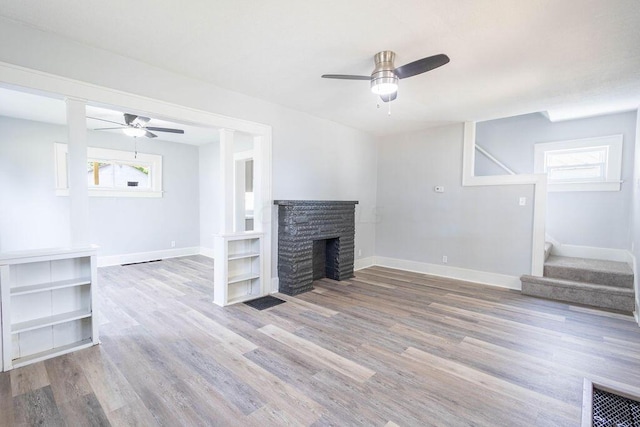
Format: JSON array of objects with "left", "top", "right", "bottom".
[
  {"left": 93, "top": 126, "right": 127, "bottom": 130},
  {"left": 394, "top": 54, "right": 450, "bottom": 79},
  {"left": 146, "top": 127, "right": 185, "bottom": 134},
  {"left": 135, "top": 116, "right": 150, "bottom": 125},
  {"left": 321, "top": 74, "right": 371, "bottom": 80},
  {"left": 380, "top": 92, "right": 397, "bottom": 103},
  {"left": 145, "top": 131, "right": 158, "bottom": 138},
  {"left": 87, "top": 116, "right": 125, "bottom": 126},
  {"left": 123, "top": 113, "right": 137, "bottom": 125}
]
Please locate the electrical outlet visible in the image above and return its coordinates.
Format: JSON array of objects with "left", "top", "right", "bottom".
[
  {"left": 442, "top": 255, "right": 448, "bottom": 264},
  {"left": 358, "top": 249, "right": 362, "bottom": 257},
  {"left": 171, "top": 240, "right": 176, "bottom": 248},
  {"left": 519, "top": 197, "right": 526, "bottom": 206}
]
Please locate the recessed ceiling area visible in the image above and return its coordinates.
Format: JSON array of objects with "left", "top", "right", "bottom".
[{"left": 0, "top": 87, "right": 220, "bottom": 145}]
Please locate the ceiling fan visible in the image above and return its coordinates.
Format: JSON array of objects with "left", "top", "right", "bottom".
[
  {"left": 322, "top": 51, "right": 450, "bottom": 102},
  {"left": 89, "top": 113, "right": 185, "bottom": 138}
]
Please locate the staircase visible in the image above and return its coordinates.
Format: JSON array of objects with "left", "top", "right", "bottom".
[{"left": 521, "top": 252, "right": 635, "bottom": 313}]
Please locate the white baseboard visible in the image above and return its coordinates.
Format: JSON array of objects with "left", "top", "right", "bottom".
[
  {"left": 355, "top": 256, "right": 375, "bottom": 271},
  {"left": 97, "top": 246, "right": 201, "bottom": 267},
  {"left": 551, "top": 244, "right": 632, "bottom": 264},
  {"left": 371, "top": 256, "right": 522, "bottom": 290},
  {"left": 199, "top": 246, "right": 215, "bottom": 259}
]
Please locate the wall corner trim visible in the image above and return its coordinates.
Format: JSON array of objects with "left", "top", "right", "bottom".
[
  {"left": 200, "top": 247, "right": 215, "bottom": 259},
  {"left": 355, "top": 256, "right": 375, "bottom": 271}
]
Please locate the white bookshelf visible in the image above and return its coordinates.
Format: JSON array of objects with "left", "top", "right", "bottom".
[
  {"left": 0, "top": 246, "right": 99, "bottom": 371},
  {"left": 214, "top": 233, "right": 264, "bottom": 306}
]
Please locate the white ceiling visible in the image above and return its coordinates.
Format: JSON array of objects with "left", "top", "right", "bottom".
[
  {"left": 1, "top": 0, "right": 639, "bottom": 136},
  {"left": 0, "top": 88, "right": 220, "bottom": 145}
]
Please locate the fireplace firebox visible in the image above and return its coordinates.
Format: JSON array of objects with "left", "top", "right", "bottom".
[{"left": 275, "top": 200, "right": 358, "bottom": 295}]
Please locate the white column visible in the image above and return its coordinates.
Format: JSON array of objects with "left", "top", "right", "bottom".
[
  {"left": 66, "top": 98, "right": 90, "bottom": 246},
  {"left": 233, "top": 158, "right": 246, "bottom": 232},
  {"left": 219, "top": 128, "right": 235, "bottom": 234}
]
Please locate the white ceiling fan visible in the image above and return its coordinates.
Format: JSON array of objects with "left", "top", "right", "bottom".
[{"left": 89, "top": 113, "right": 185, "bottom": 138}]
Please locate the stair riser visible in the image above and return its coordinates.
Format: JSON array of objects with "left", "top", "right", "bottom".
[
  {"left": 543, "top": 266, "right": 633, "bottom": 289},
  {"left": 522, "top": 281, "right": 635, "bottom": 312}
]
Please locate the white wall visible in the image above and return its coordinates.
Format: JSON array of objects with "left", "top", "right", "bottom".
[
  {"left": 376, "top": 124, "right": 534, "bottom": 278},
  {"left": 0, "top": 117, "right": 71, "bottom": 251},
  {"left": 0, "top": 19, "right": 378, "bottom": 273},
  {"left": 476, "top": 111, "right": 637, "bottom": 250}
]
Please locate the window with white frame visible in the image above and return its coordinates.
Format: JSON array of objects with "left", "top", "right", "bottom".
[
  {"left": 55, "top": 143, "right": 163, "bottom": 197},
  {"left": 534, "top": 135, "right": 623, "bottom": 192}
]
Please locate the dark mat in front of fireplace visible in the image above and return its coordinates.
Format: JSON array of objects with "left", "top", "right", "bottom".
[{"left": 243, "top": 295, "right": 286, "bottom": 311}]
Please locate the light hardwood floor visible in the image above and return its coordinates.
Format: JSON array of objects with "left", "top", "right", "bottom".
[{"left": 2, "top": 255, "right": 640, "bottom": 426}]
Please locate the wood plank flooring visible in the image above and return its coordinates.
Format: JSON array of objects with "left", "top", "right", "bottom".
[{"left": 2, "top": 255, "right": 640, "bottom": 426}]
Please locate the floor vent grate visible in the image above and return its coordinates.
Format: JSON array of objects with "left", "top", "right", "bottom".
[
  {"left": 121, "top": 259, "right": 162, "bottom": 266},
  {"left": 244, "top": 295, "right": 286, "bottom": 310},
  {"left": 583, "top": 379, "right": 640, "bottom": 427}
]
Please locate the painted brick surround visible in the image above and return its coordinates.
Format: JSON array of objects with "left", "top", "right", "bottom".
[{"left": 275, "top": 200, "right": 358, "bottom": 295}]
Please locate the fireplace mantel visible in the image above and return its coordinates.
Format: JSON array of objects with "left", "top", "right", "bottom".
[
  {"left": 274, "top": 200, "right": 359, "bottom": 206},
  {"left": 274, "top": 200, "right": 358, "bottom": 295}
]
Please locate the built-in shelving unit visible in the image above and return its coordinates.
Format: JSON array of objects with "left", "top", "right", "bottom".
[
  {"left": 0, "top": 246, "right": 99, "bottom": 371},
  {"left": 214, "top": 233, "right": 264, "bottom": 306}
]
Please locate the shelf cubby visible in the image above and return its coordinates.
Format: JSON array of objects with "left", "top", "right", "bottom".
[
  {"left": 213, "top": 233, "right": 264, "bottom": 306},
  {"left": 0, "top": 246, "right": 99, "bottom": 371}
]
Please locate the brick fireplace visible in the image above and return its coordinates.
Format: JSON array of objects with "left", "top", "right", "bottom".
[{"left": 274, "top": 200, "right": 358, "bottom": 295}]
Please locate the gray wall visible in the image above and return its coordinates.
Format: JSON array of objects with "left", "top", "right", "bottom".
[
  {"left": 0, "top": 116, "right": 200, "bottom": 256},
  {"left": 86, "top": 130, "right": 200, "bottom": 256},
  {"left": 0, "top": 117, "right": 71, "bottom": 251},
  {"left": 376, "top": 124, "right": 534, "bottom": 277},
  {"left": 0, "top": 18, "right": 379, "bottom": 270},
  {"left": 199, "top": 141, "right": 220, "bottom": 250},
  {"left": 271, "top": 114, "right": 378, "bottom": 265},
  {"left": 476, "top": 111, "right": 637, "bottom": 250}
]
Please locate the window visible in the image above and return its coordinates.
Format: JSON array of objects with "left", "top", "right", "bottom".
[
  {"left": 55, "top": 143, "right": 163, "bottom": 197},
  {"left": 534, "top": 135, "right": 623, "bottom": 192}
]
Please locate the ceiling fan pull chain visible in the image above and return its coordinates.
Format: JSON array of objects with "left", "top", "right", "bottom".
[
  {"left": 388, "top": 99, "right": 391, "bottom": 116},
  {"left": 134, "top": 138, "right": 138, "bottom": 159}
]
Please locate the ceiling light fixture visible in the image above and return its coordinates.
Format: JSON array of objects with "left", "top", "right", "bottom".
[
  {"left": 370, "top": 51, "right": 398, "bottom": 96},
  {"left": 122, "top": 127, "right": 146, "bottom": 137},
  {"left": 371, "top": 76, "right": 398, "bottom": 95}
]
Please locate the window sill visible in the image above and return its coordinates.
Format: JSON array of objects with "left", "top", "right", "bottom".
[
  {"left": 547, "top": 181, "right": 621, "bottom": 192},
  {"left": 56, "top": 189, "right": 163, "bottom": 198}
]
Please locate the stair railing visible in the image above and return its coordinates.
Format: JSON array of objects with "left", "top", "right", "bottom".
[{"left": 475, "top": 144, "right": 517, "bottom": 175}]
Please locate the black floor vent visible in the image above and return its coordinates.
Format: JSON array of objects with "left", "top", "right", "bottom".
[
  {"left": 593, "top": 387, "right": 640, "bottom": 426},
  {"left": 584, "top": 379, "right": 640, "bottom": 427},
  {"left": 121, "top": 259, "right": 162, "bottom": 266},
  {"left": 244, "top": 295, "right": 286, "bottom": 310}
]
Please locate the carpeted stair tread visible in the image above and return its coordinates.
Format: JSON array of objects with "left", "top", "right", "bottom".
[
  {"left": 521, "top": 274, "right": 635, "bottom": 313},
  {"left": 545, "top": 255, "right": 632, "bottom": 275},
  {"left": 544, "top": 255, "right": 633, "bottom": 288},
  {"left": 521, "top": 275, "right": 634, "bottom": 295}
]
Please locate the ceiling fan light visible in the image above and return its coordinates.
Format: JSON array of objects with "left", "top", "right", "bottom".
[
  {"left": 371, "top": 75, "right": 398, "bottom": 95},
  {"left": 123, "top": 127, "right": 146, "bottom": 137}
]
